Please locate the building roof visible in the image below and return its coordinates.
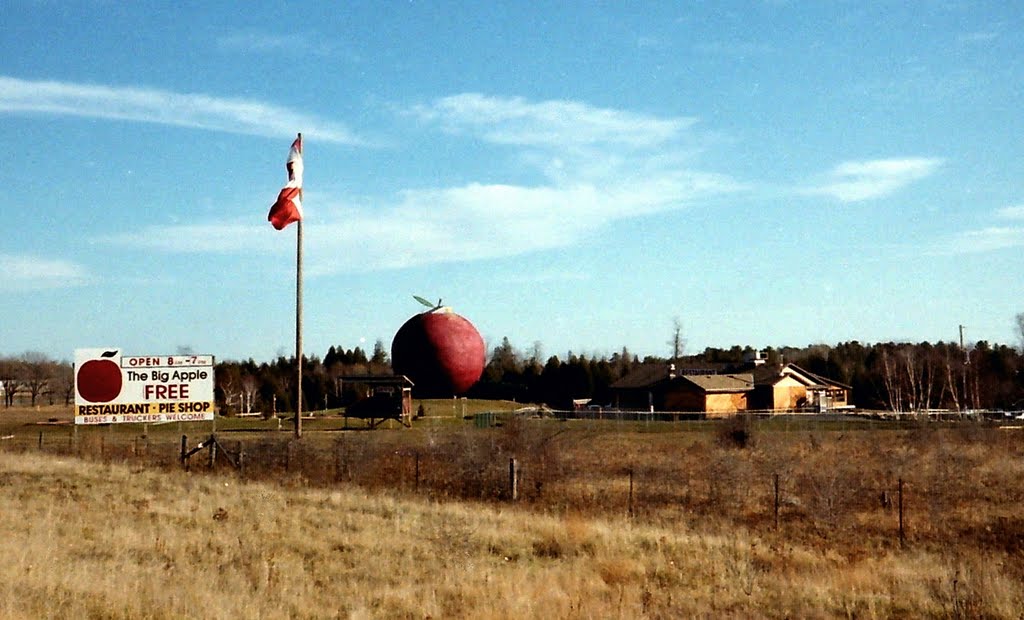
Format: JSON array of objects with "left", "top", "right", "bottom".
[
  {"left": 609, "top": 364, "right": 671, "bottom": 389},
  {"left": 610, "top": 362, "right": 731, "bottom": 390},
  {"left": 751, "top": 364, "right": 786, "bottom": 385},
  {"left": 798, "top": 366, "right": 852, "bottom": 390},
  {"left": 611, "top": 360, "right": 853, "bottom": 395},
  {"left": 337, "top": 374, "right": 414, "bottom": 387},
  {"left": 752, "top": 363, "right": 851, "bottom": 390},
  {"left": 610, "top": 364, "right": 754, "bottom": 393},
  {"left": 681, "top": 373, "right": 754, "bottom": 393}
]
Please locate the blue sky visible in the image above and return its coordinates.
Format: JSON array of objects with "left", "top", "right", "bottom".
[{"left": 2, "top": 1, "right": 1022, "bottom": 363}]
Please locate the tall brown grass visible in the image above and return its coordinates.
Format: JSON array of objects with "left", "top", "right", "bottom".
[
  {"left": 2, "top": 424, "right": 1024, "bottom": 618},
  {"left": 4, "top": 408, "right": 1024, "bottom": 617}
]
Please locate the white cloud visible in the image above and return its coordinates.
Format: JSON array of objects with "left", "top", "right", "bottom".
[
  {"left": 0, "top": 76, "right": 364, "bottom": 145},
  {"left": 996, "top": 204, "right": 1024, "bottom": 220},
  {"left": 937, "top": 205, "right": 1024, "bottom": 255},
  {"left": 504, "top": 269, "right": 592, "bottom": 284},
  {"left": 957, "top": 31, "right": 998, "bottom": 46},
  {"left": 217, "top": 32, "right": 295, "bottom": 53},
  {"left": 806, "top": 157, "right": 943, "bottom": 202},
  {"left": 408, "top": 93, "right": 696, "bottom": 149},
  {"left": 948, "top": 227, "right": 1024, "bottom": 254},
  {"left": 693, "top": 41, "right": 775, "bottom": 58},
  {"left": 0, "top": 254, "right": 89, "bottom": 290},
  {"left": 101, "top": 93, "right": 742, "bottom": 275},
  {"left": 307, "top": 172, "right": 737, "bottom": 274},
  {"left": 99, "top": 223, "right": 267, "bottom": 253},
  {"left": 637, "top": 36, "right": 667, "bottom": 50},
  {"left": 215, "top": 31, "right": 342, "bottom": 59},
  {"left": 105, "top": 168, "right": 739, "bottom": 275}
]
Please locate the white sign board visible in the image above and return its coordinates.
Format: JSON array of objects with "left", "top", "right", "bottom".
[{"left": 74, "top": 348, "right": 215, "bottom": 425}]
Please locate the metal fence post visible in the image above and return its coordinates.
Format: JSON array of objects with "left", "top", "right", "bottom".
[
  {"left": 774, "top": 473, "right": 780, "bottom": 530},
  {"left": 509, "top": 457, "right": 518, "bottom": 501},
  {"left": 898, "top": 477, "right": 905, "bottom": 548},
  {"left": 628, "top": 468, "right": 635, "bottom": 519}
]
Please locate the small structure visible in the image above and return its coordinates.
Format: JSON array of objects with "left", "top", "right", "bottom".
[
  {"left": 611, "top": 359, "right": 854, "bottom": 416},
  {"left": 750, "top": 363, "right": 852, "bottom": 411},
  {"left": 339, "top": 374, "right": 414, "bottom": 428},
  {"left": 609, "top": 364, "right": 753, "bottom": 416},
  {"left": 669, "top": 373, "right": 754, "bottom": 416}
]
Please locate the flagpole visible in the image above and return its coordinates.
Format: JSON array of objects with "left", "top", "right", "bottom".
[{"left": 295, "top": 132, "right": 303, "bottom": 439}]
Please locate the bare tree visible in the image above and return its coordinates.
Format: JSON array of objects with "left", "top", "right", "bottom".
[
  {"left": 878, "top": 344, "right": 945, "bottom": 413},
  {"left": 1016, "top": 312, "right": 1024, "bottom": 352},
  {"left": 20, "top": 352, "right": 55, "bottom": 407},
  {"left": 52, "top": 361, "right": 75, "bottom": 406},
  {"left": 899, "top": 346, "right": 938, "bottom": 412},
  {"left": 217, "top": 364, "right": 241, "bottom": 414},
  {"left": 967, "top": 349, "right": 981, "bottom": 411},
  {"left": 879, "top": 347, "right": 903, "bottom": 412},
  {"left": 0, "top": 357, "right": 25, "bottom": 408},
  {"left": 529, "top": 341, "right": 544, "bottom": 366},
  {"left": 947, "top": 358, "right": 962, "bottom": 412},
  {"left": 920, "top": 349, "right": 937, "bottom": 411},
  {"left": 240, "top": 373, "right": 260, "bottom": 414},
  {"left": 668, "top": 316, "right": 686, "bottom": 361},
  {"left": 900, "top": 347, "right": 920, "bottom": 411}
]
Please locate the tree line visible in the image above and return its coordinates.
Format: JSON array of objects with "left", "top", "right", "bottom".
[
  {"left": 2, "top": 335, "right": 1022, "bottom": 414},
  {"left": 468, "top": 338, "right": 1024, "bottom": 412}
]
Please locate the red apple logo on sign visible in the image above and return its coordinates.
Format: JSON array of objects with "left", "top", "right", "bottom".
[{"left": 76, "top": 350, "right": 123, "bottom": 403}]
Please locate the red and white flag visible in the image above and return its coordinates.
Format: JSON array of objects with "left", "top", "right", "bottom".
[{"left": 268, "top": 136, "right": 304, "bottom": 230}]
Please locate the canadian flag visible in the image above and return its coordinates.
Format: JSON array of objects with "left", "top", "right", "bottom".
[{"left": 268, "top": 136, "right": 303, "bottom": 230}]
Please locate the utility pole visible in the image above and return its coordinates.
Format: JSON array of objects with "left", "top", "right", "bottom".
[
  {"left": 959, "top": 324, "right": 967, "bottom": 364},
  {"left": 959, "top": 324, "right": 971, "bottom": 412}
]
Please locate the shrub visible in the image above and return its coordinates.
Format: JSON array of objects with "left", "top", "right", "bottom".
[{"left": 717, "top": 414, "right": 756, "bottom": 449}]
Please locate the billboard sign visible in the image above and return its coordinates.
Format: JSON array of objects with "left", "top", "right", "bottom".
[{"left": 74, "top": 348, "right": 215, "bottom": 425}]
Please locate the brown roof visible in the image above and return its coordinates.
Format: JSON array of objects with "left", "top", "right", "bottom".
[
  {"left": 752, "top": 363, "right": 851, "bottom": 390},
  {"left": 337, "top": 374, "right": 414, "bottom": 387},
  {"left": 752, "top": 364, "right": 786, "bottom": 385},
  {"left": 609, "top": 364, "right": 671, "bottom": 389},
  {"left": 799, "top": 366, "right": 852, "bottom": 390},
  {"left": 610, "top": 365, "right": 754, "bottom": 393},
  {"left": 681, "top": 373, "right": 754, "bottom": 393}
]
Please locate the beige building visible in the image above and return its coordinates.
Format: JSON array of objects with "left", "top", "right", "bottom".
[
  {"left": 751, "top": 363, "right": 851, "bottom": 411},
  {"left": 610, "top": 361, "right": 852, "bottom": 415},
  {"left": 610, "top": 365, "right": 753, "bottom": 415}
]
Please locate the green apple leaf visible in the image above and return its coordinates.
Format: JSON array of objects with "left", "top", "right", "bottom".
[{"left": 413, "top": 295, "right": 444, "bottom": 311}]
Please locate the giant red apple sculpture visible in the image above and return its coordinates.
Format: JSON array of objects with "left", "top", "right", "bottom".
[{"left": 391, "top": 297, "right": 485, "bottom": 397}]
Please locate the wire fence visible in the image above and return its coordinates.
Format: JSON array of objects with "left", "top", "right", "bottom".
[{"left": 5, "top": 413, "right": 1024, "bottom": 555}]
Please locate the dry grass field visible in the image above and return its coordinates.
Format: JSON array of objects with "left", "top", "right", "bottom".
[{"left": 2, "top": 405, "right": 1024, "bottom": 618}]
